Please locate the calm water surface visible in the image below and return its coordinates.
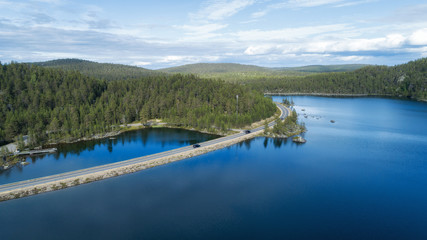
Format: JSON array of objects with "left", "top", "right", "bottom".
[
  {"left": 1, "top": 96, "right": 426, "bottom": 240},
  {"left": 0, "top": 128, "right": 219, "bottom": 184}
]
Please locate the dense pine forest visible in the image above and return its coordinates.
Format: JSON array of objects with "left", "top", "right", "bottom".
[
  {"left": 0, "top": 63, "right": 276, "bottom": 146},
  {"left": 246, "top": 58, "right": 427, "bottom": 100},
  {"left": 31, "top": 58, "right": 426, "bottom": 101}
]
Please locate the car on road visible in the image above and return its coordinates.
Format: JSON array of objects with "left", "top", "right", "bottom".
[
  {"left": 244, "top": 130, "right": 251, "bottom": 134},
  {"left": 193, "top": 144, "right": 201, "bottom": 148}
]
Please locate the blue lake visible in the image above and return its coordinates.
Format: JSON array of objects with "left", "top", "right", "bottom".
[
  {"left": 0, "top": 128, "right": 219, "bottom": 184},
  {"left": 1, "top": 96, "right": 426, "bottom": 240}
]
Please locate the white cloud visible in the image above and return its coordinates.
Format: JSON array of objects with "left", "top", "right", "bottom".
[
  {"left": 158, "top": 55, "right": 221, "bottom": 64},
  {"left": 242, "top": 33, "right": 408, "bottom": 59},
  {"left": 31, "top": 0, "right": 63, "bottom": 3},
  {"left": 408, "top": 28, "right": 427, "bottom": 46},
  {"left": 285, "top": 34, "right": 406, "bottom": 53},
  {"left": 337, "top": 55, "right": 371, "bottom": 61},
  {"left": 1, "top": 0, "right": 426, "bottom": 68},
  {"left": 133, "top": 61, "right": 151, "bottom": 66},
  {"left": 287, "top": 0, "right": 343, "bottom": 8},
  {"left": 244, "top": 45, "right": 278, "bottom": 55},
  {"left": 191, "top": 0, "right": 255, "bottom": 21},
  {"left": 251, "top": 0, "right": 373, "bottom": 18},
  {"left": 334, "top": 0, "right": 377, "bottom": 8},
  {"left": 159, "top": 56, "right": 186, "bottom": 63},
  {"left": 176, "top": 23, "right": 228, "bottom": 35},
  {"left": 386, "top": 4, "right": 427, "bottom": 24},
  {"left": 251, "top": 10, "right": 267, "bottom": 18},
  {"left": 235, "top": 24, "right": 349, "bottom": 42}
]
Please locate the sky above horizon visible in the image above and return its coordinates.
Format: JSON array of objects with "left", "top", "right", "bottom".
[{"left": 1, "top": 0, "right": 426, "bottom": 69}]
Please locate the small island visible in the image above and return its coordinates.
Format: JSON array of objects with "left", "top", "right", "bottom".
[{"left": 263, "top": 99, "right": 307, "bottom": 143}]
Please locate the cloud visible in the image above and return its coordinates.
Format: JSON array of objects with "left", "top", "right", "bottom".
[
  {"left": 282, "top": 34, "right": 406, "bottom": 53},
  {"left": 333, "top": 0, "right": 377, "bottom": 8},
  {"left": 176, "top": 23, "right": 228, "bottom": 35},
  {"left": 251, "top": 0, "right": 373, "bottom": 18},
  {"left": 133, "top": 61, "right": 151, "bottom": 66},
  {"left": 236, "top": 24, "right": 349, "bottom": 42},
  {"left": 287, "top": 0, "right": 343, "bottom": 8},
  {"left": 173, "top": 23, "right": 228, "bottom": 42},
  {"left": 159, "top": 56, "right": 187, "bottom": 63},
  {"left": 336, "top": 55, "right": 371, "bottom": 61},
  {"left": 31, "top": 0, "right": 64, "bottom": 3},
  {"left": 251, "top": 10, "right": 267, "bottom": 18},
  {"left": 385, "top": 4, "right": 427, "bottom": 23},
  {"left": 244, "top": 45, "right": 278, "bottom": 55},
  {"left": 158, "top": 55, "right": 221, "bottom": 65},
  {"left": 243, "top": 32, "right": 414, "bottom": 61},
  {"left": 191, "top": 0, "right": 255, "bottom": 21},
  {"left": 408, "top": 29, "right": 427, "bottom": 46},
  {"left": 32, "top": 13, "right": 55, "bottom": 24},
  {"left": 0, "top": 0, "right": 426, "bottom": 69}
]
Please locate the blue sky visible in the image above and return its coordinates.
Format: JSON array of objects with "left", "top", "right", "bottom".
[{"left": 1, "top": 0, "right": 426, "bottom": 68}]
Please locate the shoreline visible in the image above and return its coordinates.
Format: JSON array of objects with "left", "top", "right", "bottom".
[
  {"left": 43, "top": 108, "right": 281, "bottom": 147},
  {"left": 265, "top": 92, "right": 394, "bottom": 97},
  {"left": 1, "top": 107, "right": 282, "bottom": 172},
  {"left": 0, "top": 104, "right": 287, "bottom": 202},
  {"left": 264, "top": 93, "right": 426, "bottom": 102}
]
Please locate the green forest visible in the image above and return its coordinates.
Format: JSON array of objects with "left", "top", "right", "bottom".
[
  {"left": 0, "top": 63, "right": 276, "bottom": 146},
  {"left": 245, "top": 58, "right": 427, "bottom": 100},
  {"left": 1, "top": 57, "right": 426, "bottom": 147},
  {"left": 31, "top": 58, "right": 426, "bottom": 101}
]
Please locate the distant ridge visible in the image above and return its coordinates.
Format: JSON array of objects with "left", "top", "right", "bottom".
[
  {"left": 159, "top": 62, "right": 369, "bottom": 74},
  {"left": 31, "top": 59, "right": 162, "bottom": 81},
  {"left": 160, "top": 63, "right": 270, "bottom": 74},
  {"left": 30, "top": 59, "right": 370, "bottom": 81},
  {"left": 276, "top": 64, "right": 370, "bottom": 73}
]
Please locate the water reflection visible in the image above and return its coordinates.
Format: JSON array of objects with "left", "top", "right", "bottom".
[
  {"left": 263, "top": 138, "right": 268, "bottom": 148},
  {"left": 30, "top": 128, "right": 219, "bottom": 162},
  {"left": 107, "top": 140, "right": 113, "bottom": 153},
  {"left": 0, "top": 128, "right": 219, "bottom": 184},
  {"left": 259, "top": 137, "right": 301, "bottom": 149}
]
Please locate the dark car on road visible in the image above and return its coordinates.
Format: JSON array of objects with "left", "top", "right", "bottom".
[
  {"left": 193, "top": 144, "right": 201, "bottom": 148},
  {"left": 244, "top": 130, "right": 251, "bottom": 134}
]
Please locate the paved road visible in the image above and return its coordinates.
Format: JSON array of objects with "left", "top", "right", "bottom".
[{"left": 0, "top": 103, "right": 289, "bottom": 194}]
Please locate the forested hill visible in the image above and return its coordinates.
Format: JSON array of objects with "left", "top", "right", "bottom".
[
  {"left": 249, "top": 58, "right": 427, "bottom": 100},
  {"left": 275, "top": 64, "right": 369, "bottom": 73},
  {"left": 160, "top": 63, "right": 270, "bottom": 74},
  {"left": 31, "top": 59, "right": 162, "bottom": 81},
  {"left": 160, "top": 63, "right": 367, "bottom": 74},
  {"left": 0, "top": 63, "right": 276, "bottom": 146},
  {"left": 159, "top": 62, "right": 369, "bottom": 81},
  {"left": 30, "top": 59, "right": 369, "bottom": 82}
]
